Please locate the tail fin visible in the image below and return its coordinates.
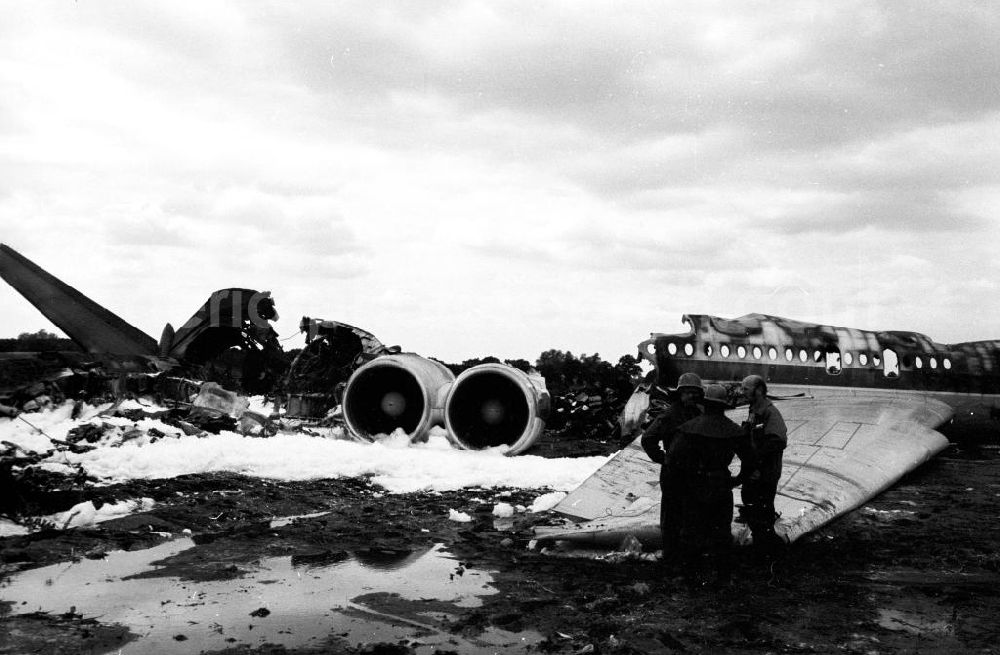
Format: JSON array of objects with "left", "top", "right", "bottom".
[{"left": 0, "top": 244, "right": 158, "bottom": 356}]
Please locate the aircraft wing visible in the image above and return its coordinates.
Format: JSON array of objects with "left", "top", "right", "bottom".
[{"left": 535, "top": 393, "right": 953, "bottom": 547}]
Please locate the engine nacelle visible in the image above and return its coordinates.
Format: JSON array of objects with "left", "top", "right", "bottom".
[
  {"left": 342, "top": 353, "right": 455, "bottom": 443},
  {"left": 444, "top": 364, "right": 550, "bottom": 456}
]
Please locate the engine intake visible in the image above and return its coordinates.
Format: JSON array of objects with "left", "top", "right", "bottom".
[
  {"left": 342, "top": 354, "right": 454, "bottom": 442},
  {"left": 445, "top": 363, "right": 550, "bottom": 455}
]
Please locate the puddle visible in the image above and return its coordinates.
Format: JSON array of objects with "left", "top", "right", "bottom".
[{"left": 0, "top": 539, "right": 542, "bottom": 653}]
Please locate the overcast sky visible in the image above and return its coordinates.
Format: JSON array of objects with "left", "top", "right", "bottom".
[{"left": 2, "top": 2, "right": 998, "bottom": 362}]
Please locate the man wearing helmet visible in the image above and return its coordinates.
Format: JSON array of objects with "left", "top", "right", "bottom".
[
  {"left": 736, "top": 374, "right": 788, "bottom": 554},
  {"left": 665, "top": 383, "right": 749, "bottom": 585},
  {"left": 640, "top": 371, "right": 704, "bottom": 564}
]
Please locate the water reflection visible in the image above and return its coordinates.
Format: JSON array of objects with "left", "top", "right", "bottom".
[
  {"left": 289, "top": 549, "right": 352, "bottom": 569},
  {"left": 351, "top": 546, "right": 434, "bottom": 570},
  {"left": 287, "top": 546, "right": 433, "bottom": 571},
  {"left": 0, "top": 538, "right": 540, "bottom": 654}
]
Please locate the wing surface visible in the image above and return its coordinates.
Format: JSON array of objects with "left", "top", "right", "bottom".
[{"left": 536, "top": 393, "right": 953, "bottom": 547}]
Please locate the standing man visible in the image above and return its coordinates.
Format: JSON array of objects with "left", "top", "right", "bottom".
[
  {"left": 736, "top": 374, "right": 788, "bottom": 553},
  {"left": 640, "top": 372, "right": 703, "bottom": 564},
  {"left": 665, "top": 384, "right": 748, "bottom": 585}
]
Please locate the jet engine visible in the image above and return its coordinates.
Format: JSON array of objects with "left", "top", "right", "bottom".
[
  {"left": 444, "top": 363, "right": 550, "bottom": 456},
  {"left": 342, "top": 356, "right": 551, "bottom": 455},
  {"left": 342, "top": 353, "right": 455, "bottom": 443}
]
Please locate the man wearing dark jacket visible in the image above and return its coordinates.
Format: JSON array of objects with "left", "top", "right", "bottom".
[
  {"left": 640, "top": 372, "right": 703, "bottom": 563},
  {"left": 666, "top": 383, "right": 748, "bottom": 585},
  {"left": 736, "top": 374, "right": 788, "bottom": 553}
]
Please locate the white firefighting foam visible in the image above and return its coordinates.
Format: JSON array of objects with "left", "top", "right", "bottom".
[{"left": 0, "top": 399, "right": 610, "bottom": 532}]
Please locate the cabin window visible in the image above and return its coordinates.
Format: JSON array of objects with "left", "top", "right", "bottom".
[
  {"left": 721, "top": 344, "right": 731, "bottom": 358},
  {"left": 752, "top": 346, "right": 762, "bottom": 359},
  {"left": 943, "top": 358, "right": 952, "bottom": 370},
  {"left": 684, "top": 343, "right": 694, "bottom": 356},
  {"left": 667, "top": 342, "right": 677, "bottom": 355},
  {"left": 915, "top": 356, "right": 923, "bottom": 369},
  {"left": 737, "top": 345, "right": 747, "bottom": 358},
  {"left": 813, "top": 350, "right": 822, "bottom": 363},
  {"left": 768, "top": 346, "right": 777, "bottom": 360},
  {"left": 873, "top": 353, "right": 881, "bottom": 367},
  {"left": 825, "top": 351, "right": 842, "bottom": 375},
  {"left": 859, "top": 352, "right": 869, "bottom": 366},
  {"left": 798, "top": 349, "right": 808, "bottom": 363},
  {"left": 844, "top": 352, "right": 853, "bottom": 366},
  {"left": 929, "top": 357, "right": 937, "bottom": 369},
  {"left": 704, "top": 343, "right": 713, "bottom": 357},
  {"left": 883, "top": 349, "right": 899, "bottom": 378},
  {"left": 785, "top": 347, "right": 794, "bottom": 361},
  {"left": 901, "top": 354, "right": 913, "bottom": 368}
]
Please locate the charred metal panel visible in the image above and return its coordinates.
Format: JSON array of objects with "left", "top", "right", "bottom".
[
  {"left": 0, "top": 244, "right": 158, "bottom": 356},
  {"left": 162, "top": 288, "right": 284, "bottom": 394},
  {"left": 282, "top": 318, "right": 396, "bottom": 417},
  {"left": 709, "top": 315, "right": 763, "bottom": 337},
  {"left": 167, "top": 289, "right": 279, "bottom": 362}
]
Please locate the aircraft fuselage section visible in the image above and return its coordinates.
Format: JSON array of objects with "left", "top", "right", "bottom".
[{"left": 640, "top": 314, "right": 1000, "bottom": 409}]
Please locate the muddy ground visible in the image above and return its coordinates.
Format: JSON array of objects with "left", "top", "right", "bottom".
[{"left": 2, "top": 435, "right": 999, "bottom": 655}]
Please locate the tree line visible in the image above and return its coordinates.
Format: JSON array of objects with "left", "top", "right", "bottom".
[{"left": 440, "top": 350, "right": 644, "bottom": 397}]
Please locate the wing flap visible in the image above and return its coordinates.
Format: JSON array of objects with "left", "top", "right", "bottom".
[
  {"left": 538, "top": 394, "right": 953, "bottom": 547},
  {"left": 550, "top": 438, "right": 659, "bottom": 520}
]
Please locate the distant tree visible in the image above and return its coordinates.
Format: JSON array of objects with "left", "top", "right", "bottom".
[
  {"left": 535, "top": 349, "right": 574, "bottom": 394},
  {"left": 435, "top": 350, "right": 639, "bottom": 400},
  {"left": 17, "top": 329, "right": 58, "bottom": 340},
  {"left": 580, "top": 352, "right": 614, "bottom": 389},
  {"left": 536, "top": 349, "right": 614, "bottom": 395},
  {"left": 535, "top": 350, "right": 644, "bottom": 397},
  {"left": 612, "top": 354, "right": 644, "bottom": 395},
  {"left": 444, "top": 355, "right": 502, "bottom": 376},
  {"left": 503, "top": 358, "right": 532, "bottom": 373},
  {"left": 615, "top": 355, "right": 642, "bottom": 382}
]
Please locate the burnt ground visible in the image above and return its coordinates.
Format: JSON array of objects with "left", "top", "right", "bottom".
[{"left": 1, "top": 436, "right": 999, "bottom": 655}]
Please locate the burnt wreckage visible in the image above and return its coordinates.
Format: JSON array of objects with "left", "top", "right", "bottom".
[
  {"left": 0, "top": 244, "right": 284, "bottom": 396},
  {"left": 159, "top": 288, "right": 285, "bottom": 394},
  {"left": 536, "top": 313, "right": 1000, "bottom": 548},
  {"left": 283, "top": 319, "right": 551, "bottom": 454},
  {"left": 0, "top": 244, "right": 551, "bottom": 454},
  {"left": 283, "top": 317, "right": 399, "bottom": 418}
]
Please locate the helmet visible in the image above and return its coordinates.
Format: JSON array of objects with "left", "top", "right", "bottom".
[
  {"left": 741, "top": 374, "right": 766, "bottom": 395},
  {"left": 674, "top": 372, "right": 703, "bottom": 393},
  {"left": 702, "top": 384, "right": 731, "bottom": 408}
]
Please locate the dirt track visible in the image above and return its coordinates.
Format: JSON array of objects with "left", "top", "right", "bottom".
[{"left": 2, "top": 440, "right": 999, "bottom": 654}]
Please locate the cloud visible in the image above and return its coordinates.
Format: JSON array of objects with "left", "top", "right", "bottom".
[
  {"left": 105, "top": 217, "right": 196, "bottom": 248},
  {"left": 2, "top": 1, "right": 999, "bottom": 360}
]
